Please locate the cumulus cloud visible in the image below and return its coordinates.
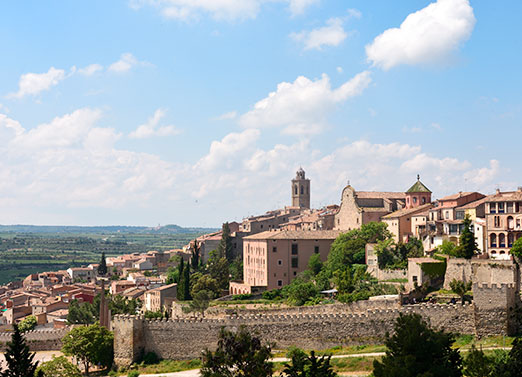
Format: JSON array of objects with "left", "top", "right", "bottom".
[
  {"left": 78, "top": 64, "right": 104, "bottom": 76},
  {"left": 366, "top": 0, "right": 476, "bottom": 70},
  {"left": 8, "top": 67, "right": 66, "bottom": 98},
  {"left": 108, "top": 53, "right": 144, "bottom": 73},
  {"left": 129, "top": 109, "right": 182, "bottom": 139},
  {"left": 291, "top": 18, "right": 348, "bottom": 50},
  {"left": 130, "top": 0, "right": 319, "bottom": 21},
  {"left": 214, "top": 111, "right": 238, "bottom": 120},
  {"left": 239, "top": 71, "right": 371, "bottom": 135}
]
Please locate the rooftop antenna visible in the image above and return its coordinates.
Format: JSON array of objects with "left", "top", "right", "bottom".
[{"left": 417, "top": 174, "right": 420, "bottom": 181}]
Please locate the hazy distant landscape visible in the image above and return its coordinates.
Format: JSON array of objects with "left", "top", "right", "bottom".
[{"left": 0, "top": 224, "right": 216, "bottom": 285}]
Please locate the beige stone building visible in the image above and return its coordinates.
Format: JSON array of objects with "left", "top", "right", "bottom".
[
  {"left": 230, "top": 230, "right": 341, "bottom": 294},
  {"left": 334, "top": 185, "right": 406, "bottom": 231},
  {"left": 144, "top": 283, "right": 177, "bottom": 313},
  {"left": 383, "top": 204, "right": 433, "bottom": 243},
  {"left": 291, "top": 167, "right": 311, "bottom": 209},
  {"left": 485, "top": 189, "right": 522, "bottom": 259}
]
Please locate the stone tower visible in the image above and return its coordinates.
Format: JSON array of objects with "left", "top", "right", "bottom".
[
  {"left": 291, "top": 167, "right": 310, "bottom": 209},
  {"left": 405, "top": 175, "right": 432, "bottom": 209}
]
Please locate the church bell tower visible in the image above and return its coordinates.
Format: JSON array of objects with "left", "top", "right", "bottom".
[{"left": 291, "top": 167, "right": 310, "bottom": 209}]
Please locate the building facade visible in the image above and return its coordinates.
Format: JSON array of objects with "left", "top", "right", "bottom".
[{"left": 292, "top": 168, "right": 310, "bottom": 209}]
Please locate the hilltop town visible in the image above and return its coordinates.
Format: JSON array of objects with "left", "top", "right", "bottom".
[{"left": 1, "top": 168, "right": 520, "bottom": 333}]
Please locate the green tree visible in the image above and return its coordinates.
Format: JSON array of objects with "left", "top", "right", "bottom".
[
  {"left": 281, "top": 349, "right": 337, "bottom": 377},
  {"left": 449, "top": 279, "right": 472, "bottom": 305},
  {"left": 191, "top": 274, "right": 220, "bottom": 298},
  {"left": 436, "top": 240, "right": 457, "bottom": 256},
  {"left": 108, "top": 295, "right": 141, "bottom": 315},
  {"left": 201, "top": 326, "right": 273, "bottom": 377},
  {"left": 308, "top": 253, "right": 323, "bottom": 276},
  {"left": 189, "top": 289, "right": 211, "bottom": 317},
  {"left": 510, "top": 237, "right": 522, "bottom": 258},
  {"left": 493, "top": 337, "right": 522, "bottom": 377},
  {"left": 327, "top": 222, "right": 392, "bottom": 272},
  {"left": 462, "top": 345, "right": 494, "bottom": 377},
  {"left": 67, "top": 299, "right": 96, "bottom": 325},
  {"left": 191, "top": 240, "right": 200, "bottom": 270},
  {"left": 97, "top": 251, "right": 107, "bottom": 276},
  {"left": 229, "top": 257, "right": 243, "bottom": 282},
  {"left": 177, "top": 259, "right": 186, "bottom": 300},
  {"left": 166, "top": 267, "right": 180, "bottom": 285},
  {"left": 455, "top": 216, "right": 478, "bottom": 259},
  {"left": 208, "top": 251, "right": 230, "bottom": 291},
  {"left": 0, "top": 324, "right": 40, "bottom": 377},
  {"left": 283, "top": 278, "right": 319, "bottom": 306},
  {"left": 373, "top": 313, "right": 462, "bottom": 377},
  {"left": 182, "top": 262, "right": 191, "bottom": 300},
  {"left": 61, "top": 323, "right": 114, "bottom": 376},
  {"left": 18, "top": 315, "right": 37, "bottom": 333},
  {"left": 216, "top": 222, "right": 234, "bottom": 261},
  {"left": 36, "top": 356, "right": 82, "bottom": 377}
]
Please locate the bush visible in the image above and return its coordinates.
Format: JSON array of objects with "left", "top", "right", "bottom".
[
  {"left": 232, "top": 293, "right": 253, "bottom": 301},
  {"left": 36, "top": 356, "right": 82, "bottom": 377},
  {"left": 128, "top": 371, "right": 140, "bottom": 377},
  {"left": 262, "top": 289, "right": 283, "bottom": 300},
  {"left": 143, "top": 351, "right": 160, "bottom": 365}
]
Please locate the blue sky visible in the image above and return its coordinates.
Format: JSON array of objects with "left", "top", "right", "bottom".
[{"left": 0, "top": 0, "right": 520, "bottom": 227}]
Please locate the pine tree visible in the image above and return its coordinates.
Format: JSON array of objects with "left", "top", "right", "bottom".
[
  {"left": 97, "top": 252, "right": 107, "bottom": 276},
  {"left": 455, "top": 216, "right": 478, "bottom": 259},
  {"left": 1, "top": 324, "right": 40, "bottom": 377}
]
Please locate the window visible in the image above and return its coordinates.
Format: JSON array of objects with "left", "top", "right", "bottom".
[
  {"left": 272, "top": 247, "right": 277, "bottom": 253},
  {"left": 300, "top": 185, "right": 304, "bottom": 195},
  {"left": 314, "top": 246, "right": 319, "bottom": 254},
  {"left": 291, "top": 257, "right": 298, "bottom": 268},
  {"left": 277, "top": 280, "right": 283, "bottom": 287},
  {"left": 291, "top": 244, "right": 298, "bottom": 255},
  {"left": 413, "top": 276, "right": 418, "bottom": 283},
  {"left": 445, "top": 211, "right": 449, "bottom": 220},
  {"left": 507, "top": 202, "right": 514, "bottom": 213},
  {"left": 499, "top": 203, "right": 505, "bottom": 214},
  {"left": 494, "top": 216, "right": 501, "bottom": 228},
  {"left": 422, "top": 197, "right": 426, "bottom": 204},
  {"left": 517, "top": 219, "right": 521, "bottom": 229},
  {"left": 499, "top": 234, "right": 506, "bottom": 248},
  {"left": 260, "top": 224, "right": 263, "bottom": 229},
  {"left": 294, "top": 185, "right": 298, "bottom": 195},
  {"left": 490, "top": 234, "right": 497, "bottom": 248},
  {"left": 490, "top": 203, "right": 496, "bottom": 214},
  {"left": 456, "top": 211, "right": 465, "bottom": 220},
  {"left": 413, "top": 197, "right": 417, "bottom": 204},
  {"left": 293, "top": 271, "right": 297, "bottom": 276},
  {"left": 277, "top": 259, "right": 282, "bottom": 266}
]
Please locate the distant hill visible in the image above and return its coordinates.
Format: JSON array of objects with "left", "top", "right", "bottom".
[{"left": 0, "top": 224, "right": 218, "bottom": 235}]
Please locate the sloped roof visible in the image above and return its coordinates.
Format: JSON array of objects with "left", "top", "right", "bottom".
[
  {"left": 244, "top": 230, "right": 341, "bottom": 240},
  {"left": 406, "top": 178, "right": 432, "bottom": 193},
  {"left": 382, "top": 203, "right": 433, "bottom": 219}
]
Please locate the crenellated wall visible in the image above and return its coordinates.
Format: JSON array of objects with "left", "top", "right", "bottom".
[
  {"left": 0, "top": 328, "right": 70, "bottom": 351},
  {"left": 473, "top": 282, "right": 517, "bottom": 337},
  {"left": 113, "top": 303, "right": 475, "bottom": 366}
]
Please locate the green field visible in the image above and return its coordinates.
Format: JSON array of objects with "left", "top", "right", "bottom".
[{"left": 0, "top": 231, "right": 209, "bottom": 285}]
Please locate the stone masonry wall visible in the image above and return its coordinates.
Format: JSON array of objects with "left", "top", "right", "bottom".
[
  {"left": 114, "top": 303, "right": 474, "bottom": 366},
  {"left": 473, "top": 283, "right": 517, "bottom": 338},
  {"left": 443, "top": 258, "right": 473, "bottom": 290},
  {"left": 0, "top": 328, "right": 70, "bottom": 351}
]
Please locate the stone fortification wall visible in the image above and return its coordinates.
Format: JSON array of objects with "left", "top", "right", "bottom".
[
  {"left": 473, "top": 283, "right": 517, "bottom": 338},
  {"left": 443, "top": 258, "right": 472, "bottom": 290},
  {"left": 0, "top": 328, "right": 70, "bottom": 351},
  {"left": 114, "top": 303, "right": 474, "bottom": 366},
  {"left": 188, "top": 299, "right": 400, "bottom": 319},
  {"left": 444, "top": 258, "right": 518, "bottom": 290}
]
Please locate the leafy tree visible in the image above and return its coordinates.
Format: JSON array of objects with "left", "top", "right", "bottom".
[
  {"left": 144, "top": 310, "right": 163, "bottom": 320},
  {"left": 189, "top": 289, "right": 211, "bottom": 316},
  {"left": 61, "top": 323, "right": 114, "bottom": 376},
  {"left": 436, "top": 240, "right": 458, "bottom": 256},
  {"left": 67, "top": 299, "right": 96, "bottom": 325},
  {"left": 36, "top": 356, "right": 82, "bottom": 377},
  {"left": 208, "top": 251, "right": 230, "bottom": 291},
  {"left": 462, "top": 345, "right": 494, "bottom": 377},
  {"left": 108, "top": 295, "right": 141, "bottom": 315},
  {"left": 281, "top": 349, "right": 337, "bottom": 377},
  {"left": 18, "top": 315, "right": 37, "bottom": 333},
  {"left": 493, "top": 337, "right": 522, "bottom": 377},
  {"left": 454, "top": 216, "right": 478, "bottom": 259},
  {"left": 0, "top": 324, "right": 40, "bottom": 377},
  {"left": 308, "top": 253, "right": 323, "bottom": 276},
  {"left": 327, "top": 222, "right": 391, "bottom": 271},
  {"left": 201, "top": 326, "right": 273, "bottom": 377},
  {"left": 98, "top": 251, "right": 107, "bottom": 276},
  {"left": 283, "top": 278, "right": 319, "bottom": 306},
  {"left": 166, "top": 267, "right": 180, "bottom": 285},
  {"left": 229, "top": 257, "right": 243, "bottom": 282},
  {"left": 449, "top": 279, "right": 472, "bottom": 305},
  {"left": 191, "top": 240, "right": 200, "bottom": 270},
  {"left": 191, "top": 274, "right": 220, "bottom": 298},
  {"left": 510, "top": 237, "right": 522, "bottom": 258},
  {"left": 216, "top": 222, "right": 234, "bottom": 261},
  {"left": 373, "top": 313, "right": 462, "bottom": 377}
]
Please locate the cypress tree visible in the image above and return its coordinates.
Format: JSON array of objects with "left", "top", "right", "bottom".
[
  {"left": 183, "top": 263, "right": 191, "bottom": 300},
  {"left": 1, "top": 324, "right": 40, "bottom": 377},
  {"left": 455, "top": 216, "right": 478, "bottom": 259},
  {"left": 97, "top": 251, "right": 107, "bottom": 276},
  {"left": 177, "top": 258, "right": 185, "bottom": 300},
  {"left": 191, "top": 240, "right": 200, "bottom": 270},
  {"left": 217, "top": 223, "right": 234, "bottom": 261}
]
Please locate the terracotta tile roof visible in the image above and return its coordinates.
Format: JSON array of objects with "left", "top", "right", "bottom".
[
  {"left": 382, "top": 203, "right": 433, "bottom": 219},
  {"left": 439, "top": 192, "right": 476, "bottom": 201},
  {"left": 356, "top": 191, "right": 406, "bottom": 199},
  {"left": 456, "top": 197, "right": 488, "bottom": 210},
  {"left": 244, "top": 230, "right": 341, "bottom": 240},
  {"left": 485, "top": 191, "right": 522, "bottom": 202}
]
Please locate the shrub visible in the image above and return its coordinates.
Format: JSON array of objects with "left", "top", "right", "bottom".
[
  {"left": 143, "top": 351, "right": 160, "bottom": 365},
  {"left": 128, "top": 371, "right": 140, "bottom": 377}
]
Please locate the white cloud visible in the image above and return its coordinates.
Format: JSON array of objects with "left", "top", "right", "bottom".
[
  {"left": 366, "top": 0, "right": 476, "bottom": 70},
  {"left": 291, "top": 18, "right": 348, "bottom": 50},
  {"left": 336, "top": 67, "right": 343, "bottom": 74},
  {"left": 130, "top": 0, "right": 319, "bottom": 21},
  {"left": 214, "top": 111, "right": 238, "bottom": 120},
  {"left": 464, "top": 160, "right": 500, "bottom": 186},
  {"left": 239, "top": 71, "right": 371, "bottom": 135},
  {"left": 129, "top": 109, "right": 182, "bottom": 139},
  {"left": 347, "top": 8, "right": 362, "bottom": 19},
  {"left": 8, "top": 67, "right": 66, "bottom": 98},
  {"left": 108, "top": 53, "right": 145, "bottom": 73},
  {"left": 78, "top": 64, "right": 103, "bottom": 76}
]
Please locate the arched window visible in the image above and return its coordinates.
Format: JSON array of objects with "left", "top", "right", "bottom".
[
  {"left": 508, "top": 216, "right": 514, "bottom": 230},
  {"left": 294, "top": 185, "right": 298, "bottom": 195},
  {"left": 508, "top": 233, "right": 514, "bottom": 248},
  {"left": 422, "top": 197, "right": 426, "bottom": 204},
  {"left": 413, "top": 197, "right": 417, "bottom": 204},
  {"left": 300, "top": 185, "right": 304, "bottom": 195},
  {"left": 490, "top": 233, "right": 497, "bottom": 248},
  {"left": 499, "top": 234, "right": 505, "bottom": 247}
]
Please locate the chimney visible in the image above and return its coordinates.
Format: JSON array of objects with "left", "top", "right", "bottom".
[
  {"left": 518, "top": 187, "right": 522, "bottom": 193},
  {"left": 496, "top": 188, "right": 501, "bottom": 195}
]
